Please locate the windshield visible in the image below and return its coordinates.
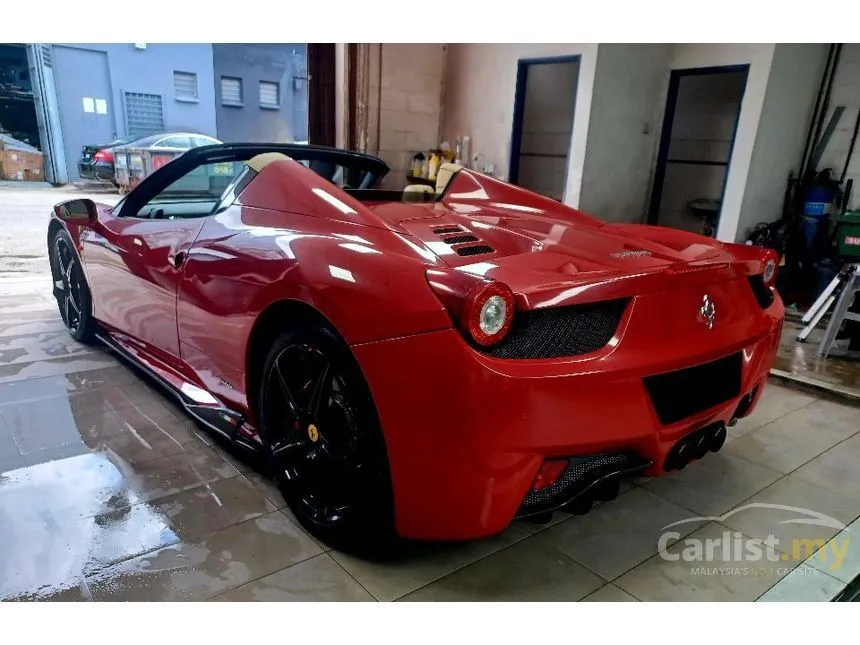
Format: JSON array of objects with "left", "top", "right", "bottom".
[{"left": 150, "top": 160, "right": 246, "bottom": 203}]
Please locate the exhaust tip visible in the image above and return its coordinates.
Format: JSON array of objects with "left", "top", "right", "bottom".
[
  {"left": 561, "top": 496, "right": 594, "bottom": 515},
  {"left": 710, "top": 424, "right": 727, "bottom": 452},
  {"left": 593, "top": 480, "right": 620, "bottom": 502}
]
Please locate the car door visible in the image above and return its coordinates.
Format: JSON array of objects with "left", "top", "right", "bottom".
[{"left": 81, "top": 147, "right": 247, "bottom": 365}]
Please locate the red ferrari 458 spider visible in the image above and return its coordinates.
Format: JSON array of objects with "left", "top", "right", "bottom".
[{"left": 48, "top": 143, "right": 784, "bottom": 553}]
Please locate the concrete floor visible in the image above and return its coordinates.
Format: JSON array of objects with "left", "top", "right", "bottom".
[
  {"left": 0, "top": 182, "right": 119, "bottom": 275},
  {"left": 3, "top": 270, "right": 860, "bottom": 601}
]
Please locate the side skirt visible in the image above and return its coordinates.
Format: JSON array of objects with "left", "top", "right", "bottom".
[{"left": 95, "top": 330, "right": 261, "bottom": 455}]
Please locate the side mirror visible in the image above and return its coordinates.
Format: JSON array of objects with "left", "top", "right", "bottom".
[{"left": 54, "top": 198, "right": 98, "bottom": 223}]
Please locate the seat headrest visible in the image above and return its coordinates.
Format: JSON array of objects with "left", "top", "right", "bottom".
[
  {"left": 435, "top": 162, "right": 463, "bottom": 193},
  {"left": 247, "top": 152, "right": 290, "bottom": 172}
]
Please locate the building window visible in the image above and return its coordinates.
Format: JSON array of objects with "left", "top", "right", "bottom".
[
  {"left": 173, "top": 71, "right": 198, "bottom": 102},
  {"left": 221, "top": 76, "right": 243, "bottom": 106},
  {"left": 259, "top": 81, "right": 280, "bottom": 109}
]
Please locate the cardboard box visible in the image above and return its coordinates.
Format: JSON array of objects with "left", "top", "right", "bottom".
[
  {"left": 0, "top": 133, "right": 44, "bottom": 181},
  {"left": 0, "top": 147, "right": 44, "bottom": 181}
]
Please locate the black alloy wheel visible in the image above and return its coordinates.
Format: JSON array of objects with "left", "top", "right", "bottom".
[
  {"left": 51, "top": 230, "right": 95, "bottom": 343},
  {"left": 259, "top": 326, "right": 396, "bottom": 554}
]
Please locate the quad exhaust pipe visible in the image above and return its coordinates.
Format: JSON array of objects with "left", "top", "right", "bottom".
[{"left": 664, "top": 421, "right": 727, "bottom": 471}]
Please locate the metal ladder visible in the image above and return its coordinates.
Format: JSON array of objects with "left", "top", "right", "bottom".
[{"left": 797, "top": 263, "right": 860, "bottom": 357}]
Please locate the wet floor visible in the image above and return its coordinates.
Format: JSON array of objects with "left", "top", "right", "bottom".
[
  {"left": 2, "top": 271, "right": 860, "bottom": 601},
  {"left": 773, "top": 317, "right": 860, "bottom": 401}
]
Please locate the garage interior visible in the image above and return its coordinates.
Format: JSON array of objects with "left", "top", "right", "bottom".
[{"left": 2, "top": 42, "right": 860, "bottom": 603}]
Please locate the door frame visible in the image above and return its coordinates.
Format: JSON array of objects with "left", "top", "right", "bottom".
[
  {"left": 646, "top": 64, "right": 750, "bottom": 228},
  {"left": 508, "top": 54, "right": 581, "bottom": 191}
]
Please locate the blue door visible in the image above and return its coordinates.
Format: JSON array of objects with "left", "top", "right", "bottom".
[{"left": 52, "top": 46, "right": 115, "bottom": 181}]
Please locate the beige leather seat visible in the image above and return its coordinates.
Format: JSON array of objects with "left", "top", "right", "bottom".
[
  {"left": 403, "top": 184, "right": 436, "bottom": 201},
  {"left": 435, "top": 162, "right": 463, "bottom": 193}
]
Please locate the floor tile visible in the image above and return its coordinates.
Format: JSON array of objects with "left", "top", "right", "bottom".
[
  {"left": 792, "top": 433, "right": 860, "bottom": 495},
  {"left": 718, "top": 474, "right": 860, "bottom": 554},
  {"left": 0, "top": 329, "right": 96, "bottom": 366},
  {"left": 541, "top": 488, "right": 699, "bottom": 581},
  {"left": 756, "top": 563, "right": 844, "bottom": 601},
  {"left": 725, "top": 400, "right": 860, "bottom": 474},
  {"left": 114, "top": 441, "right": 242, "bottom": 504},
  {"left": 0, "top": 490, "right": 178, "bottom": 599},
  {"left": 149, "top": 474, "right": 277, "bottom": 541},
  {"left": 581, "top": 583, "right": 638, "bottom": 602},
  {"left": 87, "top": 512, "right": 323, "bottom": 601},
  {"left": 213, "top": 554, "right": 374, "bottom": 602},
  {"left": 806, "top": 524, "right": 860, "bottom": 583},
  {"left": 733, "top": 383, "right": 817, "bottom": 438},
  {"left": 4, "top": 582, "right": 93, "bottom": 602},
  {"left": 0, "top": 418, "right": 25, "bottom": 473},
  {"left": 0, "top": 353, "right": 118, "bottom": 384},
  {"left": 332, "top": 524, "right": 530, "bottom": 601},
  {"left": 400, "top": 536, "right": 603, "bottom": 601},
  {"left": 241, "top": 471, "right": 286, "bottom": 509},
  {"left": 644, "top": 452, "right": 782, "bottom": 517},
  {"left": 615, "top": 522, "right": 790, "bottom": 601}
]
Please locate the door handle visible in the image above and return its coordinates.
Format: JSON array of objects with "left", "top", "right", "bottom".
[{"left": 167, "top": 250, "right": 186, "bottom": 268}]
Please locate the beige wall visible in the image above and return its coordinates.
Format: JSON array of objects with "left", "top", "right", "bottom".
[
  {"left": 441, "top": 43, "right": 599, "bottom": 206},
  {"left": 736, "top": 44, "right": 828, "bottom": 240},
  {"left": 374, "top": 43, "right": 446, "bottom": 189},
  {"left": 578, "top": 44, "right": 671, "bottom": 223}
]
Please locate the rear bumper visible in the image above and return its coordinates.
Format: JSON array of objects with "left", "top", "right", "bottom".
[{"left": 353, "top": 300, "right": 784, "bottom": 541}]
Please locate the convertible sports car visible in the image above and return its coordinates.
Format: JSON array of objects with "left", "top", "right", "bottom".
[{"left": 48, "top": 143, "right": 784, "bottom": 553}]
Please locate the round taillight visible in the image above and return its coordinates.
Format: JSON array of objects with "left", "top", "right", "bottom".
[
  {"left": 763, "top": 257, "right": 777, "bottom": 285},
  {"left": 461, "top": 281, "right": 514, "bottom": 346}
]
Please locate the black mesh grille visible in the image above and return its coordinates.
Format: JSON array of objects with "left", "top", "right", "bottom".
[
  {"left": 518, "top": 451, "right": 651, "bottom": 516},
  {"left": 479, "top": 299, "right": 628, "bottom": 359},
  {"left": 643, "top": 352, "right": 742, "bottom": 425},
  {"left": 433, "top": 226, "right": 463, "bottom": 235},
  {"left": 443, "top": 234, "right": 479, "bottom": 244},
  {"left": 747, "top": 275, "right": 775, "bottom": 309},
  {"left": 456, "top": 244, "right": 494, "bottom": 257}
]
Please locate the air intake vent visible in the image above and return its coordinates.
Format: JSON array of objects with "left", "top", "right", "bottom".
[
  {"left": 433, "top": 226, "right": 463, "bottom": 235},
  {"left": 456, "top": 244, "right": 494, "bottom": 257},
  {"left": 443, "top": 234, "right": 479, "bottom": 245}
]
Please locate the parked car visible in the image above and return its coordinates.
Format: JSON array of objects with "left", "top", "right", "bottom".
[
  {"left": 77, "top": 132, "right": 221, "bottom": 185},
  {"left": 48, "top": 143, "right": 784, "bottom": 555}
]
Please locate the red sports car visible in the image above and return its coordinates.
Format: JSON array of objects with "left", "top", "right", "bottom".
[{"left": 48, "top": 143, "right": 784, "bottom": 553}]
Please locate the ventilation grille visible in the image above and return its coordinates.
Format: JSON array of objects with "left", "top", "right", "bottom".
[
  {"left": 173, "top": 71, "right": 198, "bottom": 100},
  {"left": 479, "top": 299, "right": 629, "bottom": 360},
  {"left": 456, "top": 244, "right": 494, "bottom": 257},
  {"left": 443, "top": 234, "right": 479, "bottom": 245},
  {"left": 433, "top": 226, "right": 464, "bottom": 235},
  {"left": 124, "top": 91, "right": 164, "bottom": 137}
]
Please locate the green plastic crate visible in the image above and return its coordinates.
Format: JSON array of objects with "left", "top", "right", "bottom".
[{"left": 837, "top": 211, "right": 860, "bottom": 259}]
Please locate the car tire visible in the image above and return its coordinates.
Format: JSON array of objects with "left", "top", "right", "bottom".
[
  {"left": 258, "top": 324, "right": 399, "bottom": 557},
  {"left": 50, "top": 228, "right": 97, "bottom": 344}
]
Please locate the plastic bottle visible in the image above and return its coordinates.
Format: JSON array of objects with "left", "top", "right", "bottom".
[{"left": 428, "top": 151, "right": 441, "bottom": 181}]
